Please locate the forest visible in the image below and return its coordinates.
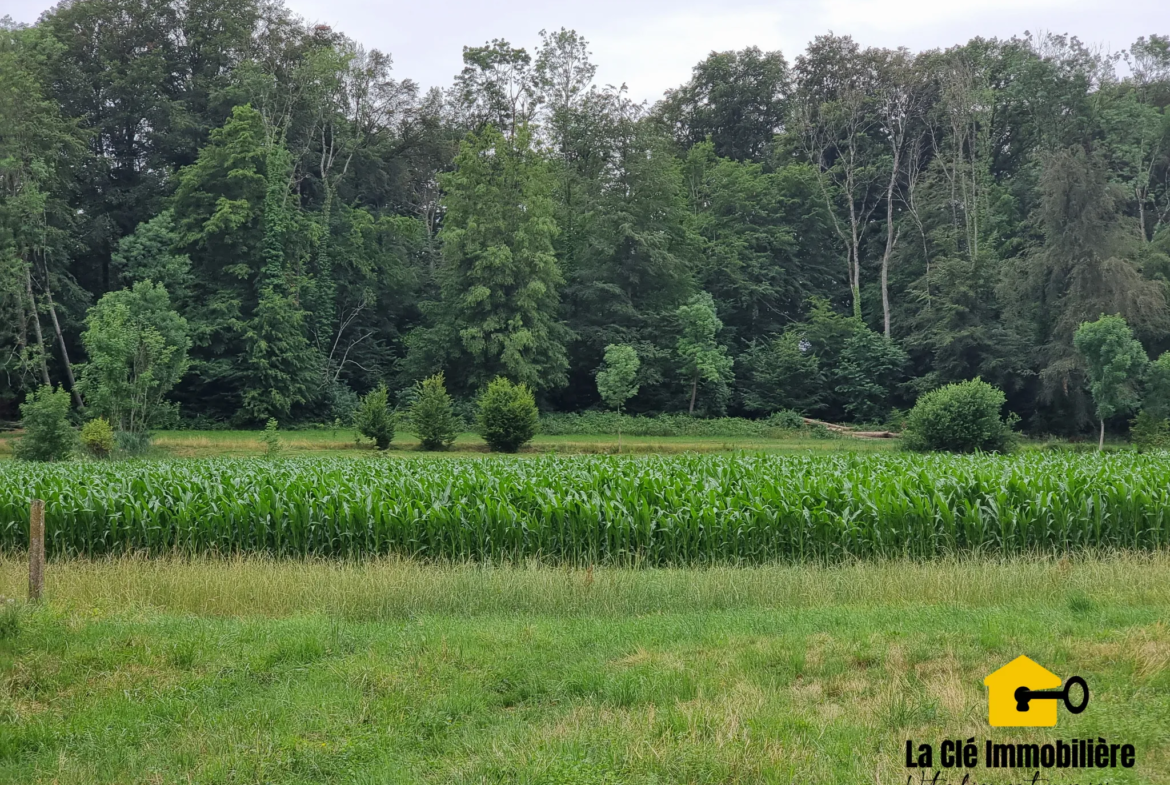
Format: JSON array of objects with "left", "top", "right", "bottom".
[{"left": 1, "top": 0, "right": 1169, "bottom": 435}]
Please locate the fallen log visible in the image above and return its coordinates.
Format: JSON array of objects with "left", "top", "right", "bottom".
[{"left": 801, "top": 417, "right": 900, "bottom": 439}]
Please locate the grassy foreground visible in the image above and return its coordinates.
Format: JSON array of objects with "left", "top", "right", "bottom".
[{"left": 0, "top": 556, "right": 1167, "bottom": 783}]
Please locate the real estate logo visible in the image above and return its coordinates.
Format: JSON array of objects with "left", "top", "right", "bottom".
[
  {"left": 902, "top": 656, "right": 1138, "bottom": 778},
  {"left": 983, "top": 655, "right": 1089, "bottom": 727}
]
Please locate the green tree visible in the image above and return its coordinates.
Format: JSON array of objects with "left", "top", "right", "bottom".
[
  {"left": 560, "top": 113, "right": 693, "bottom": 411},
  {"left": 833, "top": 330, "right": 908, "bottom": 423},
  {"left": 684, "top": 143, "right": 838, "bottom": 349},
  {"left": 1130, "top": 409, "right": 1170, "bottom": 451},
  {"left": 110, "top": 210, "right": 192, "bottom": 303},
  {"left": 170, "top": 104, "right": 268, "bottom": 417},
  {"left": 1024, "top": 148, "right": 1166, "bottom": 425},
  {"left": 741, "top": 331, "right": 822, "bottom": 415},
  {"left": 412, "top": 125, "right": 568, "bottom": 394},
  {"left": 676, "top": 292, "right": 733, "bottom": 415},
  {"left": 354, "top": 383, "right": 395, "bottom": 450},
  {"left": 38, "top": 0, "right": 264, "bottom": 296},
  {"left": 454, "top": 39, "right": 537, "bottom": 137},
  {"left": 595, "top": 343, "right": 640, "bottom": 451},
  {"left": 240, "top": 286, "right": 320, "bottom": 423},
  {"left": 0, "top": 24, "right": 86, "bottom": 403},
  {"left": 1073, "top": 315, "right": 1150, "bottom": 449},
  {"left": 408, "top": 373, "right": 459, "bottom": 450},
  {"left": 78, "top": 281, "right": 190, "bottom": 435},
  {"left": 774, "top": 299, "right": 867, "bottom": 421},
  {"left": 1142, "top": 352, "right": 1170, "bottom": 420},
  {"left": 261, "top": 417, "right": 282, "bottom": 456},
  {"left": 657, "top": 47, "right": 790, "bottom": 162},
  {"left": 477, "top": 376, "right": 539, "bottom": 453},
  {"left": 792, "top": 34, "right": 885, "bottom": 320},
  {"left": 13, "top": 385, "right": 76, "bottom": 462}
]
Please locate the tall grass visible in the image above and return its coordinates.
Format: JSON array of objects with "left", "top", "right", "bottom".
[
  {"left": 1, "top": 553, "right": 1166, "bottom": 618},
  {"left": 0, "top": 453, "right": 1168, "bottom": 563},
  {"left": 539, "top": 411, "right": 805, "bottom": 437}
]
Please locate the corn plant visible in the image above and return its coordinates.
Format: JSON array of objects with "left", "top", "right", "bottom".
[{"left": 0, "top": 453, "right": 1167, "bottom": 563}]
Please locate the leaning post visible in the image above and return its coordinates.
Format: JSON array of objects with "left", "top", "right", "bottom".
[{"left": 29, "top": 499, "right": 45, "bottom": 602}]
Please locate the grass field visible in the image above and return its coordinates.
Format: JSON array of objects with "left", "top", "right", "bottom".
[
  {"left": 0, "top": 436, "right": 1164, "bottom": 782},
  {"left": 0, "top": 427, "right": 893, "bottom": 460},
  {"left": 0, "top": 556, "right": 1166, "bottom": 784}
]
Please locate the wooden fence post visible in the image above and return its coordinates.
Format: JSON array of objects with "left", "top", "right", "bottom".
[{"left": 29, "top": 499, "right": 44, "bottom": 602}]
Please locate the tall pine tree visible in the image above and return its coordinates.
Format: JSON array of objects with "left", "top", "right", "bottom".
[{"left": 408, "top": 125, "right": 569, "bottom": 394}]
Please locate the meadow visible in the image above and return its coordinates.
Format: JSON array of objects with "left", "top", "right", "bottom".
[
  {"left": 0, "top": 556, "right": 1167, "bottom": 784},
  {"left": 0, "top": 427, "right": 894, "bottom": 460},
  {"left": 0, "top": 451, "right": 1167, "bottom": 562}
]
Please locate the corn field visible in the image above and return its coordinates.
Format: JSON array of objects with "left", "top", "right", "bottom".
[{"left": 0, "top": 453, "right": 1167, "bottom": 563}]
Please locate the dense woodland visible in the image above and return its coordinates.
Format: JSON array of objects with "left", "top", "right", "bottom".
[{"left": 2, "top": 0, "right": 1169, "bottom": 434}]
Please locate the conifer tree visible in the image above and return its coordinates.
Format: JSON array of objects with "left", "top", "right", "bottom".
[{"left": 413, "top": 125, "right": 569, "bottom": 394}]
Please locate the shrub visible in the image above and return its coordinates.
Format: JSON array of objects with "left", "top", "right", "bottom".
[
  {"left": 115, "top": 430, "right": 152, "bottom": 454},
  {"left": 354, "top": 384, "right": 395, "bottom": 450},
  {"left": 326, "top": 380, "right": 360, "bottom": 426},
  {"left": 262, "top": 418, "right": 282, "bottom": 456},
  {"left": 538, "top": 412, "right": 804, "bottom": 438},
  {"left": 80, "top": 417, "right": 115, "bottom": 458},
  {"left": 807, "top": 422, "right": 832, "bottom": 439},
  {"left": 1130, "top": 410, "right": 1170, "bottom": 452},
  {"left": 477, "top": 377, "right": 539, "bottom": 453},
  {"left": 13, "top": 385, "right": 77, "bottom": 462},
  {"left": 764, "top": 410, "right": 805, "bottom": 430},
  {"left": 902, "top": 379, "right": 1016, "bottom": 453},
  {"left": 408, "top": 373, "right": 458, "bottom": 451}
]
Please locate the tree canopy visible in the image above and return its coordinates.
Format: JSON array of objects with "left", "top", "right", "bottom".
[{"left": 1, "top": 7, "right": 1169, "bottom": 437}]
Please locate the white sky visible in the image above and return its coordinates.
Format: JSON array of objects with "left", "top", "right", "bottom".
[{"left": 7, "top": 0, "right": 1169, "bottom": 102}]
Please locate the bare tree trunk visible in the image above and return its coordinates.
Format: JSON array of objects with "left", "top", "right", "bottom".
[
  {"left": 847, "top": 171, "right": 863, "bottom": 320},
  {"left": 23, "top": 262, "right": 50, "bottom": 387},
  {"left": 14, "top": 276, "right": 28, "bottom": 357},
  {"left": 880, "top": 149, "right": 902, "bottom": 338},
  {"left": 903, "top": 132, "right": 930, "bottom": 305},
  {"left": 1099, "top": 419, "right": 1105, "bottom": 451},
  {"left": 41, "top": 271, "right": 82, "bottom": 408},
  {"left": 689, "top": 371, "right": 699, "bottom": 416},
  {"left": 1137, "top": 191, "right": 1147, "bottom": 244},
  {"left": 881, "top": 185, "right": 895, "bottom": 338}
]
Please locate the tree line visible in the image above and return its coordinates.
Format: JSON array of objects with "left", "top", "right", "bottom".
[{"left": 2, "top": 0, "right": 1169, "bottom": 435}]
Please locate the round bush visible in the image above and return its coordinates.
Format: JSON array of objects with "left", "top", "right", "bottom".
[
  {"left": 477, "top": 377, "right": 538, "bottom": 453},
  {"left": 902, "top": 379, "right": 1016, "bottom": 453},
  {"left": 80, "top": 417, "right": 115, "bottom": 458}
]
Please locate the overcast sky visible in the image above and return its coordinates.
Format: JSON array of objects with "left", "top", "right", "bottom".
[{"left": 8, "top": 0, "right": 1169, "bottom": 103}]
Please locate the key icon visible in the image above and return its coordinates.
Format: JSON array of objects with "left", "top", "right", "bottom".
[{"left": 1014, "top": 676, "right": 1090, "bottom": 714}]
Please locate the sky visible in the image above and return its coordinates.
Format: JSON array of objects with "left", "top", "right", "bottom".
[{"left": 7, "top": 0, "right": 1169, "bottom": 103}]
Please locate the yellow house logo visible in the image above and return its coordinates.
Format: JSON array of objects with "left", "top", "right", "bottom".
[{"left": 983, "top": 656, "right": 1090, "bottom": 727}]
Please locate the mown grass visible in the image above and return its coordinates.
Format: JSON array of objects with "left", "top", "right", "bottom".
[
  {"left": 0, "top": 428, "right": 891, "bottom": 460},
  {"left": 150, "top": 429, "right": 894, "bottom": 458},
  {"left": 0, "top": 555, "right": 1166, "bottom": 783}
]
